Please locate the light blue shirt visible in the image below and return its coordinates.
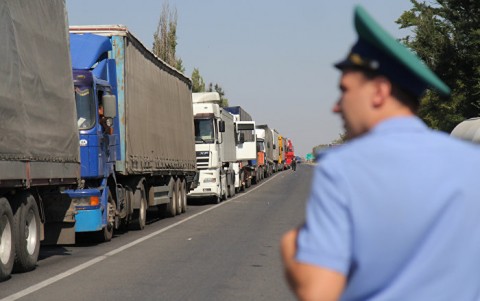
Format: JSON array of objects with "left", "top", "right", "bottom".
[{"left": 297, "top": 116, "right": 480, "bottom": 301}]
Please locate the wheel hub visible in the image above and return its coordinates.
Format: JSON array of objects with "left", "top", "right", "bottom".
[{"left": 0, "top": 216, "right": 12, "bottom": 264}]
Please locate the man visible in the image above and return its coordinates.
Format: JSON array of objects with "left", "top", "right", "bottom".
[{"left": 281, "top": 6, "right": 480, "bottom": 301}]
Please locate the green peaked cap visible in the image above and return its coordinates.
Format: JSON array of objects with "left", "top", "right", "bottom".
[{"left": 337, "top": 5, "right": 451, "bottom": 97}]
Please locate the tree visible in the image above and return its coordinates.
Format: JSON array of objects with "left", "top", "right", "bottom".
[
  {"left": 396, "top": 0, "right": 480, "bottom": 132},
  {"left": 152, "top": 1, "right": 184, "bottom": 73},
  {"left": 208, "top": 82, "right": 229, "bottom": 107},
  {"left": 191, "top": 68, "right": 206, "bottom": 92},
  {"left": 331, "top": 131, "right": 348, "bottom": 145}
]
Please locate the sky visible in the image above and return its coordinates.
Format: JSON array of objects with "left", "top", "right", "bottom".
[{"left": 66, "top": 1, "right": 414, "bottom": 157}]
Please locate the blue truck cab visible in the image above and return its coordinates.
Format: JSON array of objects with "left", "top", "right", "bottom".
[{"left": 64, "top": 33, "right": 120, "bottom": 241}]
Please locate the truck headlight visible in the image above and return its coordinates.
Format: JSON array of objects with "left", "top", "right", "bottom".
[
  {"left": 203, "top": 177, "right": 216, "bottom": 183},
  {"left": 73, "top": 196, "right": 100, "bottom": 207}
]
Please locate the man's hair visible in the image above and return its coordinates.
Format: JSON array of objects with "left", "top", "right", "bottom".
[{"left": 350, "top": 67, "right": 420, "bottom": 113}]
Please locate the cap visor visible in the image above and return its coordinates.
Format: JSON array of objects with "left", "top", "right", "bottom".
[{"left": 334, "top": 58, "right": 355, "bottom": 70}]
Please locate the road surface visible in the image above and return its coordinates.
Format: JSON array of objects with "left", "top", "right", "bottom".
[{"left": 0, "top": 164, "right": 314, "bottom": 301}]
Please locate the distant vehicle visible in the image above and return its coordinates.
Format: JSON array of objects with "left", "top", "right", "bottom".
[
  {"left": 285, "top": 139, "right": 295, "bottom": 168},
  {"left": 255, "top": 124, "right": 275, "bottom": 178},
  {"left": 451, "top": 118, "right": 480, "bottom": 143},
  {"left": 224, "top": 106, "right": 258, "bottom": 188}
]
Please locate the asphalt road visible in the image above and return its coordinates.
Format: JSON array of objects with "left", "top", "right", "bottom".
[{"left": 0, "top": 164, "right": 314, "bottom": 301}]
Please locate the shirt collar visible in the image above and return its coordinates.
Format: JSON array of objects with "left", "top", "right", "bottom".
[{"left": 370, "top": 116, "right": 428, "bottom": 135}]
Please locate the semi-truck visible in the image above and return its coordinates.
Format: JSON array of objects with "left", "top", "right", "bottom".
[
  {"left": 224, "top": 106, "right": 258, "bottom": 189},
  {"left": 0, "top": 0, "right": 80, "bottom": 280},
  {"left": 276, "top": 132, "right": 285, "bottom": 171},
  {"left": 68, "top": 25, "right": 197, "bottom": 240},
  {"left": 255, "top": 124, "right": 275, "bottom": 178},
  {"left": 188, "top": 92, "right": 236, "bottom": 203},
  {"left": 286, "top": 139, "right": 295, "bottom": 167}
]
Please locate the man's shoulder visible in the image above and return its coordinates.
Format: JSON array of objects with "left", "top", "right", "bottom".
[{"left": 318, "top": 126, "right": 480, "bottom": 165}]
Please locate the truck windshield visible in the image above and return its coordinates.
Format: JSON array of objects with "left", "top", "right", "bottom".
[
  {"left": 194, "top": 119, "right": 215, "bottom": 143},
  {"left": 257, "top": 141, "right": 265, "bottom": 152},
  {"left": 75, "top": 87, "right": 95, "bottom": 130}
]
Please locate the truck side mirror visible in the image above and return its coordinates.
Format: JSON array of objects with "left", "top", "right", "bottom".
[
  {"left": 102, "top": 95, "right": 117, "bottom": 118},
  {"left": 219, "top": 120, "right": 225, "bottom": 132}
]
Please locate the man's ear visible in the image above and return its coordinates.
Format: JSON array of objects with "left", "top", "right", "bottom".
[{"left": 372, "top": 76, "right": 392, "bottom": 108}]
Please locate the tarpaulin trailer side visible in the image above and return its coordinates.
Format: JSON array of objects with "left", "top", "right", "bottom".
[{"left": 0, "top": 0, "right": 80, "bottom": 186}]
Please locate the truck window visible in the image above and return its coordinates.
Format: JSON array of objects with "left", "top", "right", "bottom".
[
  {"left": 75, "top": 87, "right": 95, "bottom": 130},
  {"left": 194, "top": 119, "right": 215, "bottom": 143}
]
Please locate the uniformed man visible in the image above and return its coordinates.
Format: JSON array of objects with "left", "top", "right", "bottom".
[{"left": 281, "top": 6, "right": 480, "bottom": 301}]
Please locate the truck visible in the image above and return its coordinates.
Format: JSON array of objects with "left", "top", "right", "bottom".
[
  {"left": 285, "top": 139, "right": 295, "bottom": 168},
  {"left": 277, "top": 133, "right": 286, "bottom": 171},
  {"left": 451, "top": 118, "right": 480, "bottom": 143},
  {"left": 224, "top": 106, "right": 258, "bottom": 189},
  {"left": 188, "top": 92, "right": 236, "bottom": 203},
  {"left": 0, "top": 0, "right": 80, "bottom": 280},
  {"left": 272, "top": 129, "right": 280, "bottom": 172},
  {"left": 255, "top": 124, "right": 275, "bottom": 178},
  {"left": 67, "top": 25, "right": 197, "bottom": 240}
]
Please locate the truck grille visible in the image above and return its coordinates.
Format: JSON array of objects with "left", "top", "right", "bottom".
[{"left": 196, "top": 151, "right": 209, "bottom": 169}]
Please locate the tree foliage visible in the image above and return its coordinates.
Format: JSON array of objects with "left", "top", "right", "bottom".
[
  {"left": 397, "top": 0, "right": 480, "bottom": 132},
  {"left": 208, "top": 82, "right": 229, "bottom": 107},
  {"left": 191, "top": 68, "right": 206, "bottom": 92},
  {"left": 153, "top": 1, "right": 184, "bottom": 73}
]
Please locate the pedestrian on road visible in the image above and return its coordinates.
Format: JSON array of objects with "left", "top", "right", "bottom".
[
  {"left": 281, "top": 5, "right": 480, "bottom": 301},
  {"left": 291, "top": 157, "right": 296, "bottom": 171}
]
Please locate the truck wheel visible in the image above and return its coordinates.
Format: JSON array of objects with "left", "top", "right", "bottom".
[
  {"left": 95, "top": 189, "right": 114, "bottom": 242},
  {"left": 222, "top": 187, "right": 227, "bottom": 201},
  {"left": 180, "top": 180, "right": 187, "bottom": 213},
  {"left": 175, "top": 179, "right": 182, "bottom": 215},
  {"left": 0, "top": 198, "right": 15, "bottom": 281},
  {"left": 166, "top": 181, "right": 177, "bottom": 217},
  {"left": 12, "top": 193, "right": 40, "bottom": 273},
  {"left": 131, "top": 184, "right": 147, "bottom": 230}
]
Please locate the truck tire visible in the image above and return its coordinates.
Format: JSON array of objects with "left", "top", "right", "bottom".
[
  {"left": 165, "top": 180, "right": 177, "bottom": 217},
  {"left": 94, "top": 189, "right": 114, "bottom": 242},
  {"left": 12, "top": 193, "right": 40, "bottom": 273},
  {"left": 175, "top": 179, "right": 182, "bottom": 215},
  {"left": 0, "top": 198, "right": 15, "bottom": 281},
  {"left": 130, "top": 183, "right": 147, "bottom": 230},
  {"left": 222, "top": 186, "right": 227, "bottom": 201},
  {"left": 180, "top": 180, "right": 187, "bottom": 213}
]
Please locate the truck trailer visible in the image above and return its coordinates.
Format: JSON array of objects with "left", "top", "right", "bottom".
[
  {"left": 188, "top": 92, "right": 236, "bottom": 203},
  {"left": 272, "top": 129, "right": 280, "bottom": 172},
  {"left": 224, "top": 106, "right": 258, "bottom": 189},
  {"left": 0, "top": 0, "right": 80, "bottom": 280},
  {"left": 67, "top": 26, "right": 197, "bottom": 240}
]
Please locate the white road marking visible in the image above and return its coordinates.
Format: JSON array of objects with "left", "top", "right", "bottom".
[{"left": 1, "top": 172, "right": 281, "bottom": 301}]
